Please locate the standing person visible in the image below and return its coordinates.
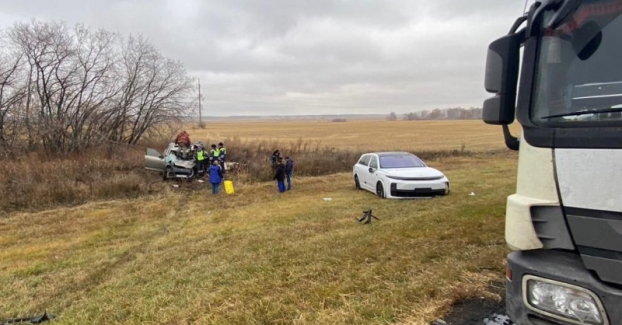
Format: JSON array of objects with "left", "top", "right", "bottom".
[
  {"left": 271, "top": 150, "right": 280, "bottom": 168},
  {"left": 175, "top": 131, "right": 191, "bottom": 158},
  {"left": 209, "top": 160, "right": 223, "bottom": 194},
  {"left": 218, "top": 142, "right": 227, "bottom": 173},
  {"left": 273, "top": 157, "right": 286, "bottom": 193},
  {"left": 175, "top": 130, "right": 191, "bottom": 147},
  {"left": 196, "top": 145, "right": 207, "bottom": 176},
  {"left": 285, "top": 156, "right": 294, "bottom": 191},
  {"left": 209, "top": 144, "right": 220, "bottom": 164}
]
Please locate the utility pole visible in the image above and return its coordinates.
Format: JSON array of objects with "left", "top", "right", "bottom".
[{"left": 198, "top": 78, "right": 203, "bottom": 127}]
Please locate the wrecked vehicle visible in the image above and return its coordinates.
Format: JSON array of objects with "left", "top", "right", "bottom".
[{"left": 144, "top": 142, "right": 200, "bottom": 181}]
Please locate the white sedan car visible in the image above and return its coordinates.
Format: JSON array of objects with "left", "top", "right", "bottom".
[{"left": 352, "top": 152, "right": 450, "bottom": 199}]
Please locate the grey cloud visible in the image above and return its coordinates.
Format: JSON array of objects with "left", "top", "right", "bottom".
[{"left": 0, "top": 0, "right": 528, "bottom": 116}]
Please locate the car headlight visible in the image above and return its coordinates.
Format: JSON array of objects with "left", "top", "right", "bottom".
[{"left": 524, "top": 276, "right": 606, "bottom": 325}]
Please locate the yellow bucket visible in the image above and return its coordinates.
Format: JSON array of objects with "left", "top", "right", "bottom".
[{"left": 223, "top": 180, "right": 235, "bottom": 195}]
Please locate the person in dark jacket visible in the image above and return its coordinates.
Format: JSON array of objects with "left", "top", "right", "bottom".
[
  {"left": 273, "top": 158, "right": 286, "bottom": 193},
  {"left": 209, "top": 160, "right": 223, "bottom": 194},
  {"left": 284, "top": 156, "right": 294, "bottom": 190},
  {"left": 271, "top": 150, "right": 280, "bottom": 168},
  {"left": 196, "top": 145, "right": 208, "bottom": 176},
  {"left": 218, "top": 142, "right": 227, "bottom": 173}
]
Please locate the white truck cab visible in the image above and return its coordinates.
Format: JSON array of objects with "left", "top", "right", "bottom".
[{"left": 483, "top": 1, "right": 622, "bottom": 324}]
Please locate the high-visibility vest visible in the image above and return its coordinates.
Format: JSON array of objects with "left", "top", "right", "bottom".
[
  {"left": 197, "top": 150, "right": 205, "bottom": 161},
  {"left": 219, "top": 146, "right": 227, "bottom": 155},
  {"left": 211, "top": 149, "right": 221, "bottom": 158}
]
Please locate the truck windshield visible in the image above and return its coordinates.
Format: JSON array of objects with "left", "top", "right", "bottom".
[{"left": 532, "top": 0, "right": 622, "bottom": 124}]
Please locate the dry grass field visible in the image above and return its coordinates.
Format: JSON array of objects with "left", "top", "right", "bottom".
[
  {"left": 186, "top": 119, "right": 523, "bottom": 152},
  {"left": 0, "top": 152, "right": 516, "bottom": 325},
  {"left": 1, "top": 120, "right": 520, "bottom": 324}
]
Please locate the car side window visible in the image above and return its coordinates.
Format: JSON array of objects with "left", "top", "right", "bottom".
[
  {"left": 358, "top": 155, "right": 370, "bottom": 166},
  {"left": 369, "top": 156, "right": 378, "bottom": 169},
  {"left": 146, "top": 148, "right": 161, "bottom": 157}
]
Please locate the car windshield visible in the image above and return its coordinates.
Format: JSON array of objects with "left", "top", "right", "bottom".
[
  {"left": 379, "top": 155, "right": 425, "bottom": 168},
  {"left": 531, "top": 0, "right": 622, "bottom": 124}
]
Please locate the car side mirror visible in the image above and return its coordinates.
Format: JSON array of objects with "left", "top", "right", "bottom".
[
  {"left": 482, "top": 31, "right": 522, "bottom": 125},
  {"left": 368, "top": 167, "right": 374, "bottom": 173}
]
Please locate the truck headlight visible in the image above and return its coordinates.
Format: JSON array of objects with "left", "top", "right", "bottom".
[{"left": 524, "top": 276, "right": 606, "bottom": 325}]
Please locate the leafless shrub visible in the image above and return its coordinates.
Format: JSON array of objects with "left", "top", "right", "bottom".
[
  {"left": 0, "top": 137, "right": 477, "bottom": 213},
  {"left": 190, "top": 137, "right": 475, "bottom": 183}
]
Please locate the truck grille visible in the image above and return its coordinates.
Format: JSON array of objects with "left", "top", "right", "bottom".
[{"left": 566, "top": 207, "right": 622, "bottom": 286}]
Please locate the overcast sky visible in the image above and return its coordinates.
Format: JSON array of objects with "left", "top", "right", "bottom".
[{"left": 0, "top": 0, "right": 529, "bottom": 116}]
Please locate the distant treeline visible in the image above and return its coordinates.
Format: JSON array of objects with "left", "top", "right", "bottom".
[{"left": 387, "top": 107, "right": 483, "bottom": 121}]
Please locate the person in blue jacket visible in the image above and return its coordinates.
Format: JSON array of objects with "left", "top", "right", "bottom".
[
  {"left": 209, "top": 160, "right": 223, "bottom": 194},
  {"left": 273, "top": 157, "right": 286, "bottom": 193}
]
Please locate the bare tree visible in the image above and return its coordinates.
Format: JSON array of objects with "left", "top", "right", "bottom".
[
  {"left": 0, "top": 53, "right": 26, "bottom": 154},
  {"left": 0, "top": 20, "right": 195, "bottom": 155},
  {"left": 64, "top": 25, "right": 120, "bottom": 151},
  {"left": 115, "top": 35, "right": 193, "bottom": 145}
]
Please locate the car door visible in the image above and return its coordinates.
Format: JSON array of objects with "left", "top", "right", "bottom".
[
  {"left": 145, "top": 148, "right": 166, "bottom": 171},
  {"left": 366, "top": 155, "right": 380, "bottom": 190},
  {"left": 354, "top": 154, "right": 368, "bottom": 176},
  {"left": 356, "top": 154, "right": 371, "bottom": 190}
]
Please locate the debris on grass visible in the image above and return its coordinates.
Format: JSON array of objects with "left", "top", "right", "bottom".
[
  {"left": 356, "top": 209, "right": 380, "bottom": 224},
  {"left": 0, "top": 311, "right": 55, "bottom": 324},
  {"left": 483, "top": 313, "right": 514, "bottom": 325}
]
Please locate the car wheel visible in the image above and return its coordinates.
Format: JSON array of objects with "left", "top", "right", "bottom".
[
  {"left": 354, "top": 175, "right": 361, "bottom": 190},
  {"left": 163, "top": 166, "right": 172, "bottom": 181},
  {"left": 187, "top": 168, "right": 194, "bottom": 182},
  {"left": 376, "top": 182, "right": 386, "bottom": 198}
]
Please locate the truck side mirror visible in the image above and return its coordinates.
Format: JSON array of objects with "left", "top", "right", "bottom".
[{"left": 483, "top": 32, "right": 521, "bottom": 125}]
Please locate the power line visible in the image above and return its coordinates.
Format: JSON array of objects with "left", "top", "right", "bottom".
[{"left": 198, "top": 78, "right": 202, "bottom": 126}]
